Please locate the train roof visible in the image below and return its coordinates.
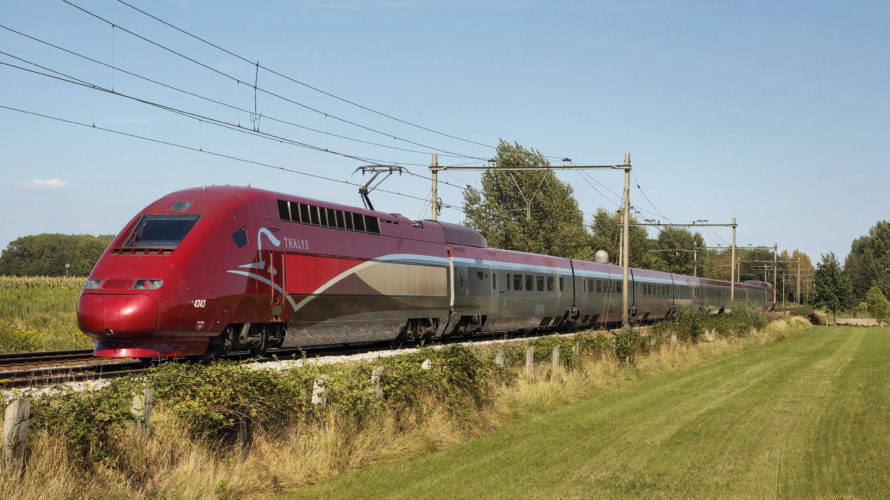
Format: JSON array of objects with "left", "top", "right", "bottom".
[{"left": 161, "top": 185, "right": 488, "bottom": 247}]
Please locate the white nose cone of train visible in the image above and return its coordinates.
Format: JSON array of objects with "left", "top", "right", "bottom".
[{"left": 594, "top": 250, "right": 609, "bottom": 264}]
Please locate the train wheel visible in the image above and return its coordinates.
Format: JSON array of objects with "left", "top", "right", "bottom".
[{"left": 249, "top": 329, "right": 268, "bottom": 357}]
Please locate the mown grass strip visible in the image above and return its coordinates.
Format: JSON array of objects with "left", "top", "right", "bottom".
[{"left": 293, "top": 327, "right": 890, "bottom": 498}]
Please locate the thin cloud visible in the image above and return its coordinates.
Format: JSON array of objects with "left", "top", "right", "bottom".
[{"left": 21, "top": 178, "right": 69, "bottom": 190}]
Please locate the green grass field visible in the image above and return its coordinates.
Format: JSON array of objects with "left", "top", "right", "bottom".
[
  {"left": 294, "top": 326, "right": 890, "bottom": 498},
  {"left": 0, "top": 276, "right": 94, "bottom": 352}
]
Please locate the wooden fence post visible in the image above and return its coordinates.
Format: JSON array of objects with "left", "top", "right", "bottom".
[
  {"left": 2, "top": 398, "right": 30, "bottom": 476},
  {"left": 494, "top": 349, "right": 505, "bottom": 367},
  {"left": 551, "top": 345, "right": 560, "bottom": 373},
  {"left": 525, "top": 346, "right": 534, "bottom": 377},
  {"left": 371, "top": 366, "right": 384, "bottom": 399},
  {"left": 312, "top": 374, "right": 329, "bottom": 407}
]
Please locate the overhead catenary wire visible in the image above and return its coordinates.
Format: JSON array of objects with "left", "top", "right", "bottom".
[
  {"left": 113, "top": 0, "right": 504, "bottom": 153},
  {"left": 0, "top": 25, "right": 484, "bottom": 161},
  {"left": 0, "top": 102, "right": 463, "bottom": 210},
  {"left": 60, "top": 0, "right": 492, "bottom": 162}
]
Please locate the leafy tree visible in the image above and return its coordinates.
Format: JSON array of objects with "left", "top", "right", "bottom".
[
  {"left": 844, "top": 221, "right": 890, "bottom": 299},
  {"left": 462, "top": 140, "right": 592, "bottom": 259},
  {"left": 866, "top": 285, "right": 889, "bottom": 320},
  {"left": 588, "top": 208, "right": 653, "bottom": 268},
  {"left": 647, "top": 228, "right": 709, "bottom": 276},
  {"left": 0, "top": 234, "right": 113, "bottom": 276},
  {"left": 813, "top": 252, "right": 855, "bottom": 321}
]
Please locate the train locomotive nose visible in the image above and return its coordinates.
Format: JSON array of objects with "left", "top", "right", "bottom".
[{"left": 78, "top": 294, "right": 159, "bottom": 337}]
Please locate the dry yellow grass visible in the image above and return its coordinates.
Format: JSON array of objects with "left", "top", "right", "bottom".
[{"left": 0, "top": 318, "right": 809, "bottom": 499}]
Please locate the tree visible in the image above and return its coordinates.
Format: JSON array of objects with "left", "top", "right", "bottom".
[
  {"left": 813, "top": 252, "right": 855, "bottom": 321},
  {"left": 866, "top": 285, "right": 889, "bottom": 320},
  {"left": 462, "top": 140, "right": 593, "bottom": 259},
  {"left": 844, "top": 221, "right": 890, "bottom": 299},
  {"left": 588, "top": 208, "right": 654, "bottom": 268},
  {"left": 647, "top": 228, "right": 708, "bottom": 276},
  {"left": 0, "top": 234, "right": 114, "bottom": 276}
]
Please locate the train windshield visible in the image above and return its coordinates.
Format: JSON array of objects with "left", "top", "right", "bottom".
[{"left": 124, "top": 215, "right": 200, "bottom": 248}]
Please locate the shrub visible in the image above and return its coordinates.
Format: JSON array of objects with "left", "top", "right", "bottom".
[
  {"left": 613, "top": 326, "right": 642, "bottom": 362},
  {"left": 866, "top": 285, "right": 889, "bottom": 320}
]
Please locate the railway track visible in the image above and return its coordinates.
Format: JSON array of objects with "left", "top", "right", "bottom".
[
  {"left": 0, "top": 326, "right": 616, "bottom": 389},
  {"left": 0, "top": 342, "right": 415, "bottom": 388}
]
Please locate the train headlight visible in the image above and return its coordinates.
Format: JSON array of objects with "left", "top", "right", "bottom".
[
  {"left": 133, "top": 279, "right": 164, "bottom": 290},
  {"left": 84, "top": 278, "right": 104, "bottom": 289}
]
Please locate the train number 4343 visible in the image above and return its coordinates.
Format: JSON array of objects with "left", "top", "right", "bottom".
[{"left": 193, "top": 299, "right": 207, "bottom": 308}]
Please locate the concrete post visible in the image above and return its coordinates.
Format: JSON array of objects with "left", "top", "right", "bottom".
[
  {"left": 371, "top": 366, "right": 384, "bottom": 399},
  {"left": 2, "top": 398, "right": 30, "bottom": 475},
  {"left": 525, "top": 346, "right": 534, "bottom": 377},
  {"left": 730, "top": 217, "right": 736, "bottom": 310},
  {"left": 622, "top": 153, "right": 630, "bottom": 325},
  {"left": 130, "top": 389, "right": 155, "bottom": 439},
  {"left": 494, "top": 349, "right": 505, "bottom": 367},
  {"left": 551, "top": 345, "right": 560, "bottom": 373},
  {"left": 431, "top": 155, "right": 438, "bottom": 221},
  {"left": 312, "top": 374, "right": 329, "bottom": 407}
]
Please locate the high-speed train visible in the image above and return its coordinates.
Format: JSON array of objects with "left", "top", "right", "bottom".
[{"left": 77, "top": 186, "right": 774, "bottom": 359}]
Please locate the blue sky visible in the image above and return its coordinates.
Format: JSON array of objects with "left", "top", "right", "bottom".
[{"left": 1, "top": 0, "right": 887, "bottom": 265}]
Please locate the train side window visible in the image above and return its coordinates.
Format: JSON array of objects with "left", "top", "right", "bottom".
[
  {"left": 298, "top": 204, "right": 309, "bottom": 224},
  {"left": 617, "top": 282, "right": 622, "bottom": 293},
  {"left": 365, "top": 216, "right": 381, "bottom": 234},
  {"left": 477, "top": 271, "right": 485, "bottom": 281},
  {"left": 231, "top": 227, "right": 248, "bottom": 248},
  {"left": 506, "top": 274, "right": 511, "bottom": 290},
  {"left": 560, "top": 277, "right": 566, "bottom": 291},
  {"left": 352, "top": 213, "right": 365, "bottom": 231},
  {"left": 493, "top": 273, "right": 497, "bottom": 290},
  {"left": 536, "top": 276, "right": 544, "bottom": 291},
  {"left": 514, "top": 274, "right": 523, "bottom": 291},
  {"left": 525, "top": 275, "right": 534, "bottom": 291},
  {"left": 277, "top": 200, "right": 290, "bottom": 221},
  {"left": 547, "top": 276, "right": 555, "bottom": 292},
  {"left": 336, "top": 211, "right": 346, "bottom": 229},
  {"left": 324, "top": 208, "right": 334, "bottom": 228},
  {"left": 344, "top": 211, "right": 354, "bottom": 230},
  {"left": 308, "top": 205, "right": 319, "bottom": 225}
]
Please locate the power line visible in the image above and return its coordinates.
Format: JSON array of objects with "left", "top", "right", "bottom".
[
  {"left": 0, "top": 25, "right": 483, "bottom": 161},
  {"left": 114, "top": 0, "right": 500, "bottom": 152},
  {"left": 61, "top": 0, "right": 491, "bottom": 161},
  {"left": 0, "top": 102, "right": 463, "bottom": 210},
  {"left": 0, "top": 58, "right": 438, "bottom": 169}
]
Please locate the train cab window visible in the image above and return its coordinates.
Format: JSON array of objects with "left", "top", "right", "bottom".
[
  {"left": 547, "top": 276, "right": 555, "bottom": 292},
  {"left": 525, "top": 275, "right": 534, "bottom": 291},
  {"left": 514, "top": 274, "right": 523, "bottom": 291},
  {"left": 231, "top": 227, "right": 248, "bottom": 248},
  {"left": 537, "top": 276, "right": 545, "bottom": 292},
  {"left": 124, "top": 214, "right": 200, "bottom": 248}
]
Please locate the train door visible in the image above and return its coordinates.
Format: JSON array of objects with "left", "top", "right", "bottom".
[{"left": 264, "top": 247, "right": 286, "bottom": 321}]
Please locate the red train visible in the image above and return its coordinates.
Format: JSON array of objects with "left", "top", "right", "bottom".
[{"left": 77, "top": 186, "right": 774, "bottom": 359}]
